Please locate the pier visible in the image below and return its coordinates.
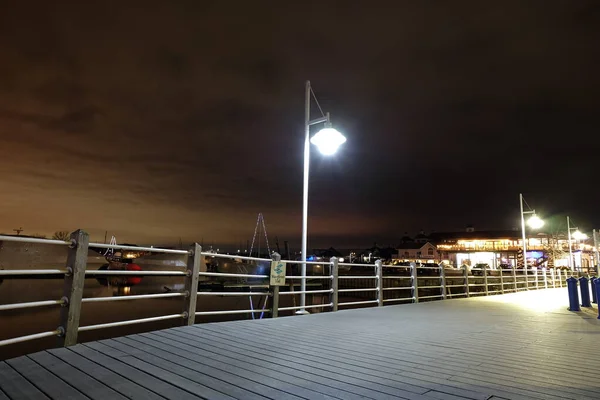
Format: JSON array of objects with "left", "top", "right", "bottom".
[
  {"left": 1, "top": 288, "right": 599, "bottom": 399},
  {"left": 1, "top": 231, "right": 598, "bottom": 399}
]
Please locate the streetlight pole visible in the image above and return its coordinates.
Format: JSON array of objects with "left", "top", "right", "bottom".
[
  {"left": 519, "top": 193, "right": 544, "bottom": 289},
  {"left": 299, "top": 80, "right": 346, "bottom": 314},
  {"left": 300, "top": 81, "right": 311, "bottom": 314},
  {"left": 567, "top": 216, "right": 573, "bottom": 271},
  {"left": 566, "top": 216, "right": 588, "bottom": 273},
  {"left": 519, "top": 193, "right": 529, "bottom": 287},
  {"left": 594, "top": 229, "right": 599, "bottom": 273}
]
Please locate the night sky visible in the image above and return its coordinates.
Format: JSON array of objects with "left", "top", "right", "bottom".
[{"left": 1, "top": 1, "right": 599, "bottom": 249}]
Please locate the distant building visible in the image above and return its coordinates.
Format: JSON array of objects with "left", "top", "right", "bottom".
[
  {"left": 429, "top": 227, "right": 594, "bottom": 271},
  {"left": 396, "top": 241, "right": 438, "bottom": 261},
  {"left": 358, "top": 244, "right": 397, "bottom": 263}
]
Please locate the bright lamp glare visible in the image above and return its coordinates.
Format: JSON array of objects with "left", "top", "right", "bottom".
[
  {"left": 310, "top": 128, "right": 346, "bottom": 155},
  {"left": 527, "top": 215, "right": 544, "bottom": 229},
  {"left": 573, "top": 231, "right": 588, "bottom": 240}
]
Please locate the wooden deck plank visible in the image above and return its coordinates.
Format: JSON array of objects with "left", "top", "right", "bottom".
[
  {"left": 69, "top": 344, "right": 202, "bottom": 400},
  {"left": 230, "top": 317, "right": 598, "bottom": 399},
  {"left": 105, "top": 337, "right": 284, "bottom": 400},
  {"left": 226, "top": 299, "right": 600, "bottom": 399},
  {"left": 7, "top": 356, "right": 88, "bottom": 400},
  {"left": 0, "top": 362, "right": 50, "bottom": 400},
  {"left": 1, "top": 288, "right": 598, "bottom": 400},
  {"left": 193, "top": 304, "right": 592, "bottom": 400},
  {"left": 188, "top": 323, "right": 490, "bottom": 400},
  {"left": 152, "top": 329, "right": 433, "bottom": 400},
  {"left": 143, "top": 331, "right": 417, "bottom": 400},
  {"left": 113, "top": 336, "right": 368, "bottom": 400},
  {"left": 83, "top": 342, "right": 235, "bottom": 400},
  {"left": 46, "top": 348, "right": 166, "bottom": 400},
  {"left": 141, "top": 332, "right": 414, "bottom": 400},
  {"left": 287, "top": 321, "right": 579, "bottom": 384},
  {"left": 28, "top": 351, "right": 128, "bottom": 400}
]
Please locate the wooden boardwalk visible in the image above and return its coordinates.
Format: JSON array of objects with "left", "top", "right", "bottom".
[{"left": 1, "top": 288, "right": 598, "bottom": 400}]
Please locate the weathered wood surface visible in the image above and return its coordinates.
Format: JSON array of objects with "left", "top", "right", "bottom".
[{"left": 1, "top": 288, "right": 598, "bottom": 399}]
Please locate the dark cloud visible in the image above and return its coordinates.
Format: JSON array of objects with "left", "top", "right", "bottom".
[{"left": 0, "top": 0, "right": 599, "bottom": 248}]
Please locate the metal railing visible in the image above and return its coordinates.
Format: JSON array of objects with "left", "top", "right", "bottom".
[{"left": 0, "top": 230, "right": 582, "bottom": 352}]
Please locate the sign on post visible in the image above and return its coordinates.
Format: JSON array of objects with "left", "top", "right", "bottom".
[{"left": 270, "top": 260, "right": 286, "bottom": 286}]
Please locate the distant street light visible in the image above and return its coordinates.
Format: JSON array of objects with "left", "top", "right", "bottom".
[
  {"left": 519, "top": 193, "right": 544, "bottom": 287},
  {"left": 527, "top": 215, "right": 545, "bottom": 230},
  {"left": 299, "top": 80, "right": 346, "bottom": 314},
  {"left": 567, "top": 216, "right": 587, "bottom": 271}
]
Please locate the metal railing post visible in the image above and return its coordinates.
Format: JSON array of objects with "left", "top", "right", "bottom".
[
  {"left": 271, "top": 252, "right": 281, "bottom": 318},
  {"left": 59, "top": 229, "right": 89, "bottom": 347},
  {"left": 533, "top": 267, "right": 539, "bottom": 290},
  {"left": 512, "top": 266, "right": 517, "bottom": 292},
  {"left": 375, "top": 260, "right": 383, "bottom": 306},
  {"left": 543, "top": 267, "right": 548, "bottom": 289},
  {"left": 440, "top": 264, "right": 447, "bottom": 300},
  {"left": 500, "top": 267, "right": 505, "bottom": 294},
  {"left": 483, "top": 266, "right": 489, "bottom": 296},
  {"left": 551, "top": 268, "right": 556, "bottom": 288},
  {"left": 330, "top": 257, "right": 338, "bottom": 312},
  {"left": 463, "top": 265, "right": 470, "bottom": 297},
  {"left": 411, "top": 262, "right": 419, "bottom": 303},
  {"left": 183, "top": 244, "right": 201, "bottom": 325}
]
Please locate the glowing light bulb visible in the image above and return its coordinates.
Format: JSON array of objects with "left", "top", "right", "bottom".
[{"left": 310, "top": 128, "right": 346, "bottom": 155}]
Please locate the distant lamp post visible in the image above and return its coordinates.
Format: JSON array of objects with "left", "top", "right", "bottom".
[
  {"left": 519, "top": 193, "right": 544, "bottom": 287},
  {"left": 567, "top": 216, "right": 587, "bottom": 271},
  {"left": 299, "top": 80, "right": 346, "bottom": 315}
]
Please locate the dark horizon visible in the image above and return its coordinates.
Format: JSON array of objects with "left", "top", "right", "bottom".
[{"left": 1, "top": 1, "right": 599, "bottom": 249}]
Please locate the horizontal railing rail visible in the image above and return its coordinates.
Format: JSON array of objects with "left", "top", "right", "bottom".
[{"left": 0, "top": 230, "right": 584, "bottom": 356}]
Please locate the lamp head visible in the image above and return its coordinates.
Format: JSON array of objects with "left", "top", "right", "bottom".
[
  {"left": 310, "top": 127, "right": 346, "bottom": 155},
  {"left": 527, "top": 215, "right": 544, "bottom": 229}
]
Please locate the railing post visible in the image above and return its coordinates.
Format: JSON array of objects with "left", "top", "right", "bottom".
[
  {"left": 512, "top": 266, "right": 517, "bottom": 292},
  {"left": 499, "top": 267, "right": 505, "bottom": 294},
  {"left": 463, "top": 265, "right": 470, "bottom": 297},
  {"left": 411, "top": 262, "right": 419, "bottom": 303},
  {"left": 483, "top": 266, "right": 489, "bottom": 296},
  {"left": 271, "top": 252, "right": 281, "bottom": 318},
  {"left": 558, "top": 269, "right": 562, "bottom": 287},
  {"left": 330, "top": 257, "right": 338, "bottom": 312},
  {"left": 183, "top": 244, "right": 201, "bottom": 326},
  {"left": 551, "top": 268, "right": 556, "bottom": 288},
  {"left": 59, "top": 229, "right": 89, "bottom": 347},
  {"left": 375, "top": 260, "right": 383, "bottom": 307},
  {"left": 533, "top": 267, "right": 539, "bottom": 290},
  {"left": 439, "top": 264, "right": 447, "bottom": 300},
  {"left": 543, "top": 267, "right": 548, "bottom": 289}
]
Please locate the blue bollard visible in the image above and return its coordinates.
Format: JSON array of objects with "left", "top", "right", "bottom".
[
  {"left": 592, "top": 278, "right": 598, "bottom": 304},
  {"left": 579, "top": 276, "right": 592, "bottom": 307},
  {"left": 595, "top": 279, "right": 600, "bottom": 319},
  {"left": 567, "top": 277, "right": 580, "bottom": 311}
]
